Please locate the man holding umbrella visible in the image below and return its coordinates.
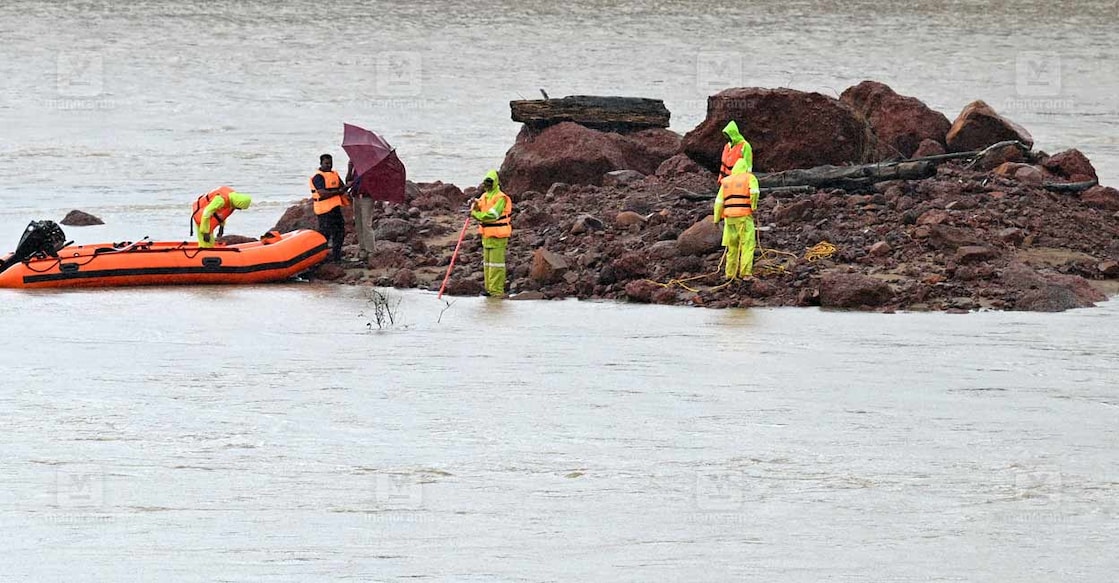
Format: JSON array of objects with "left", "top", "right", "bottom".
[{"left": 341, "top": 123, "right": 407, "bottom": 262}]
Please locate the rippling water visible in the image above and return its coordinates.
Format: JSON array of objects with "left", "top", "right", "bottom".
[
  {"left": 2, "top": 1, "right": 1118, "bottom": 580},
  {"left": 1, "top": 288, "right": 1118, "bottom": 580},
  {"left": 1, "top": 0, "right": 1117, "bottom": 241}
]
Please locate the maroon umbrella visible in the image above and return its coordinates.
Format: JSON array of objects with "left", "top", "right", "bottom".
[{"left": 341, "top": 123, "right": 406, "bottom": 204}]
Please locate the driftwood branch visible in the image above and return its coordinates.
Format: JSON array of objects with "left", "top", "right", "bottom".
[
  {"left": 1043, "top": 179, "right": 1098, "bottom": 193},
  {"left": 510, "top": 95, "right": 671, "bottom": 130},
  {"left": 757, "top": 160, "right": 935, "bottom": 190}
]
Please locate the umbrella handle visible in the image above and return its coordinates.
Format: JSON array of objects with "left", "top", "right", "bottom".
[{"left": 437, "top": 212, "right": 473, "bottom": 300}]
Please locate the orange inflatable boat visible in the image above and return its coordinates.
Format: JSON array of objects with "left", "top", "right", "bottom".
[{"left": 0, "top": 221, "right": 329, "bottom": 289}]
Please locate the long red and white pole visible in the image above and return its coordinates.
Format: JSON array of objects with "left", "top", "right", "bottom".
[{"left": 437, "top": 213, "right": 472, "bottom": 300}]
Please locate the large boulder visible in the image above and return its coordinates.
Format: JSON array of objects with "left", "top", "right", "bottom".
[
  {"left": 676, "top": 217, "right": 722, "bottom": 256},
  {"left": 681, "top": 87, "right": 875, "bottom": 173},
  {"left": 819, "top": 272, "right": 894, "bottom": 308},
  {"left": 499, "top": 122, "right": 680, "bottom": 194},
  {"left": 1080, "top": 186, "right": 1119, "bottom": 211},
  {"left": 530, "top": 248, "right": 569, "bottom": 284},
  {"left": 840, "top": 80, "right": 952, "bottom": 159},
  {"left": 272, "top": 200, "right": 317, "bottom": 232},
  {"left": 945, "top": 100, "right": 1034, "bottom": 153},
  {"left": 1042, "top": 149, "right": 1098, "bottom": 183}
]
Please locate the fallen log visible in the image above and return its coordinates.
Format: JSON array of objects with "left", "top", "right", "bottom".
[
  {"left": 510, "top": 95, "right": 671, "bottom": 130},
  {"left": 757, "top": 160, "right": 935, "bottom": 190},
  {"left": 1043, "top": 179, "right": 1098, "bottom": 193}
]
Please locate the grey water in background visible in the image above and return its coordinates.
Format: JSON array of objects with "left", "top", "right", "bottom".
[
  {"left": 1, "top": 1, "right": 1118, "bottom": 581},
  {"left": 0, "top": 0, "right": 1117, "bottom": 241}
]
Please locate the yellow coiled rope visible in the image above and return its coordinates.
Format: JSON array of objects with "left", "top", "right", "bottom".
[{"left": 642, "top": 230, "right": 838, "bottom": 293}]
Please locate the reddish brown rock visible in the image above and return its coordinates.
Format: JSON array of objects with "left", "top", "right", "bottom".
[
  {"left": 614, "top": 211, "right": 646, "bottom": 227},
  {"left": 366, "top": 241, "right": 410, "bottom": 269},
  {"left": 819, "top": 272, "right": 894, "bottom": 308},
  {"left": 312, "top": 263, "right": 346, "bottom": 281},
  {"left": 997, "top": 228, "right": 1026, "bottom": 245},
  {"left": 774, "top": 199, "right": 814, "bottom": 225},
  {"left": 500, "top": 122, "right": 681, "bottom": 194},
  {"left": 913, "top": 139, "right": 946, "bottom": 158},
  {"left": 1042, "top": 149, "right": 1098, "bottom": 183},
  {"left": 1099, "top": 261, "right": 1119, "bottom": 276},
  {"left": 655, "top": 153, "right": 707, "bottom": 178},
  {"left": 927, "top": 224, "right": 982, "bottom": 251},
  {"left": 955, "top": 245, "right": 997, "bottom": 263},
  {"left": 392, "top": 268, "right": 416, "bottom": 288},
  {"left": 682, "top": 87, "right": 875, "bottom": 173},
  {"left": 443, "top": 277, "right": 483, "bottom": 296},
  {"left": 374, "top": 218, "right": 413, "bottom": 242},
  {"left": 216, "top": 234, "right": 256, "bottom": 245},
  {"left": 676, "top": 217, "right": 722, "bottom": 256},
  {"left": 571, "top": 214, "right": 605, "bottom": 234},
  {"left": 1014, "top": 165, "right": 1045, "bottom": 185},
  {"left": 917, "top": 209, "right": 950, "bottom": 225},
  {"left": 868, "top": 241, "right": 892, "bottom": 256},
  {"left": 975, "top": 143, "right": 1026, "bottom": 171},
  {"left": 945, "top": 100, "right": 1034, "bottom": 153},
  {"left": 993, "top": 162, "right": 1044, "bottom": 184},
  {"left": 624, "top": 279, "right": 658, "bottom": 303},
  {"left": 530, "top": 248, "right": 569, "bottom": 284},
  {"left": 272, "top": 200, "right": 317, "bottom": 232},
  {"left": 1080, "top": 186, "right": 1119, "bottom": 211},
  {"left": 60, "top": 209, "right": 104, "bottom": 226},
  {"left": 840, "top": 80, "right": 952, "bottom": 159},
  {"left": 651, "top": 287, "right": 678, "bottom": 305},
  {"left": 603, "top": 170, "right": 645, "bottom": 187}
]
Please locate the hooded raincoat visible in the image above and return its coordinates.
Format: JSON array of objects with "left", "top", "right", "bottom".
[
  {"left": 719, "top": 120, "right": 753, "bottom": 183},
  {"left": 713, "top": 159, "right": 760, "bottom": 279},
  {"left": 471, "top": 170, "right": 512, "bottom": 296},
  {"left": 196, "top": 191, "right": 252, "bottom": 248}
]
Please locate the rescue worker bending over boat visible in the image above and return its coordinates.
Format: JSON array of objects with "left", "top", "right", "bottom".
[{"left": 191, "top": 186, "right": 252, "bottom": 248}]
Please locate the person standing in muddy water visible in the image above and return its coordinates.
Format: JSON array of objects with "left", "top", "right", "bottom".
[
  {"left": 471, "top": 170, "right": 513, "bottom": 297},
  {"left": 718, "top": 120, "right": 753, "bottom": 184},
  {"left": 310, "top": 154, "right": 349, "bottom": 262},
  {"left": 714, "top": 158, "right": 761, "bottom": 279}
]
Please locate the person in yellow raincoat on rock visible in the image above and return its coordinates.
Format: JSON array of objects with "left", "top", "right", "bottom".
[
  {"left": 713, "top": 158, "right": 760, "bottom": 279},
  {"left": 471, "top": 170, "right": 512, "bottom": 297},
  {"left": 191, "top": 186, "right": 252, "bottom": 248},
  {"left": 718, "top": 120, "right": 753, "bottom": 184}
]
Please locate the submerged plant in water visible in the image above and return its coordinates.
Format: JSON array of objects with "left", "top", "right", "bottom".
[{"left": 361, "top": 288, "right": 402, "bottom": 330}]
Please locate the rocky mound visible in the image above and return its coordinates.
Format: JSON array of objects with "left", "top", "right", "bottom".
[{"left": 276, "top": 82, "right": 1117, "bottom": 313}]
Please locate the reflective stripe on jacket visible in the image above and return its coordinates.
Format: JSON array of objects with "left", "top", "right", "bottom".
[{"left": 718, "top": 172, "right": 760, "bottom": 218}]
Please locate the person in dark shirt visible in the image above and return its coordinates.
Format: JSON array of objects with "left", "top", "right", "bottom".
[{"left": 309, "top": 154, "right": 348, "bottom": 262}]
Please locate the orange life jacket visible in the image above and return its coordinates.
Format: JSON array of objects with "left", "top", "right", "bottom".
[
  {"left": 310, "top": 170, "right": 344, "bottom": 215},
  {"left": 719, "top": 172, "right": 758, "bottom": 218},
  {"left": 719, "top": 142, "right": 747, "bottom": 183},
  {"left": 477, "top": 191, "right": 512, "bottom": 238},
  {"left": 190, "top": 186, "right": 236, "bottom": 235}
]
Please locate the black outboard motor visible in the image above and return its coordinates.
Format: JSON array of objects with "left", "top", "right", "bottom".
[{"left": 0, "top": 220, "right": 68, "bottom": 273}]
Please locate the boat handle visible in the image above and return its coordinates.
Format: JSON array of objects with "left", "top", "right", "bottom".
[{"left": 202, "top": 257, "right": 222, "bottom": 268}]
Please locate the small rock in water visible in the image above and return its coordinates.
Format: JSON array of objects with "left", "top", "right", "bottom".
[{"left": 60, "top": 209, "right": 104, "bottom": 226}]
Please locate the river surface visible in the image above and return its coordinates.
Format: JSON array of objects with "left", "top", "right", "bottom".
[{"left": 1, "top": 1, "right": 1118, "bottom": 581}]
